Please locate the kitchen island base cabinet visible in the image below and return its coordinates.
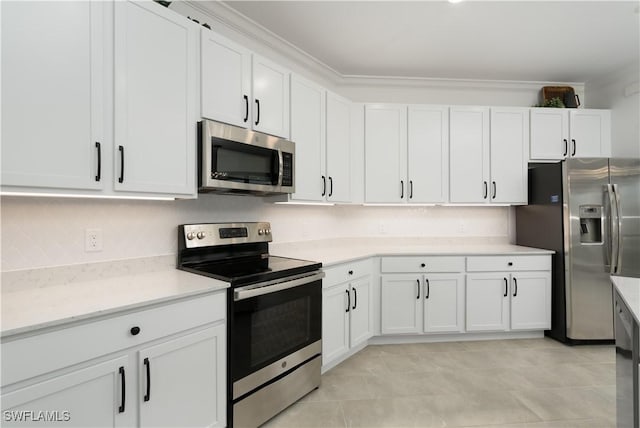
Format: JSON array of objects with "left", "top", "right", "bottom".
[{"left": 1, "top": 356, "right": 131, "bottom": 428}]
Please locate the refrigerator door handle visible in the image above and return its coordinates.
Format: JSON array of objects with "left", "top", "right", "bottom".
[
  {"left": 612, "top": 184, "right": 623, "bottom": 274},
  {"left": 602, "top": 184, "right": 616, "bottom": 273}
]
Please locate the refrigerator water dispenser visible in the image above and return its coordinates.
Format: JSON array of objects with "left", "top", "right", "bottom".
[{"left": 579, "top": 205, "right": 602, "bottom": 244}]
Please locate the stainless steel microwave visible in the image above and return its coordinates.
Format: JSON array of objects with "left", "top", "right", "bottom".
[{"left": 199, "top": 120, "right": 295, "bottom": 195}]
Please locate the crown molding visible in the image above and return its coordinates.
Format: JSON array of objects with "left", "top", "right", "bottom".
[
  {"left": 176, "top": 1, "right": 585, "bottom": 93},
  {"left": 182, "top": 1, "right": 342, "bottom": 85}
]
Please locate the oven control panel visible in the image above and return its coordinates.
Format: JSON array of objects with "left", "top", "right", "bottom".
[{"left": 181, "top": 222, "right": 272, "bottom": 248}]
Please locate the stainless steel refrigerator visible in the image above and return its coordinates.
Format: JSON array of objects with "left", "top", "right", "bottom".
[{"left": 516, "top": 158, "right": 640, "bottom": 343}]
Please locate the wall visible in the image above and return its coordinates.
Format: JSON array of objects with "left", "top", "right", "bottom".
[
  {"left": 585, "top": 61, "right": 640, "bottom": 158},
  {"left": 0, "top": 195, "right": 511, "bottom": 272}
]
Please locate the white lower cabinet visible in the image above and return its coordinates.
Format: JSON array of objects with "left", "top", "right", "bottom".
[
  {"left": 381, "top": 274, "right": 464, "bottom": 335},
  {"left": 1, "top": 356, "right": 131, "bottom": 428},
  {"left": 1, "top": 292, "right": 226, "bottom": 428},
  {"left": 466, "top": 256, "right": 551, "bottom": 332},
  {"left": 322, "top": 261, "right": 373, "bottom": 368}
]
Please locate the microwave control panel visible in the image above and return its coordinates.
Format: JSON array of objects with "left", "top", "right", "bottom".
[{"left": 282, "top": 152, "right": 293, "bottom": 187}]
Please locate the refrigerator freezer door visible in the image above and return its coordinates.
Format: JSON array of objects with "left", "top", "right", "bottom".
[
  {"left": 566, "top": 158, "right": 613, "bottom": 340},
  {"left": 610, "top": 158, "right": 640, "bottom": 278}
]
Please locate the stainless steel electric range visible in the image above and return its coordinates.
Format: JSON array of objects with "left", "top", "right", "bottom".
[{"left": 177, "top": 222, "right": 323, "bottom": 428}]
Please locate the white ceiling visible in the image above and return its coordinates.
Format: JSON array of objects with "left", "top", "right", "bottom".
[{"left": 221, "top": 0, "right": 640, "bottom": 83}]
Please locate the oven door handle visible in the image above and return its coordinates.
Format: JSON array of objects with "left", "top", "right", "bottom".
[{"left": 234, "top": 271, "right": 325, "bottom": 301}]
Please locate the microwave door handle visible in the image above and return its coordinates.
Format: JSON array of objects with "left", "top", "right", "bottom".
[{"left": 277, "top": 149, "right": 284, "bottom": 186}]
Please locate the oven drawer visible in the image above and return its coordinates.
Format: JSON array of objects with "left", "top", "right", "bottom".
[
  {"left": 466, "top": 255, "right": 551, "bottom": 272},
  {"left": 381, "top": 256, "right": 465, "bottom": 273},
  {"left": 2, "top": 291, "right": 226, "bottom": 387},
  {"left": 323, "top": 258, "right": 372, "bottom": 287}
]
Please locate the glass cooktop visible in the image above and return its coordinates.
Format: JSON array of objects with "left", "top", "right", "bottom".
[{"left": 180, "top": 255, "right": 321, "bottom": 287}]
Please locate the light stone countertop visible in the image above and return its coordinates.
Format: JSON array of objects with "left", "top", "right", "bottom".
[
  {"left": 270, "top": 237, "right": 554, "bottom": 266},
  {"left": 1, "top": 255, "right": 228, "bottom": 338},
  {"left": 611, "top": 275, "right": 640, "bottom": 325}
]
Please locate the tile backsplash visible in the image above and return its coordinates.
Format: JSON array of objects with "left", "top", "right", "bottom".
[{"left": 1, "top": 195, "right": 513, "bottom": 272}]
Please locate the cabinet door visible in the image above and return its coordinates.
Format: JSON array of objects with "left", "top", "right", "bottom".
[
  {"left": 466, "top": 273, "right": 509, "bottom": 332},
  {"left": 290, "top": 75, "right": 325, "bottom": 202},
  {"left": 449, "top": 107, "right": 490, "bottom": 203},
  {"left": 349, "top": 277, "right": 373, "bottom": 348},
  {"left": 252, "top": 55, "right": 290, "bottom": 138},
  {"left": 490, "top": 108, "right": 528, "bottom": 204},
  {"left": 326, "top": 92, "right": 352, "bottom": 203},
  {"left": 139, "top": 325, "right": 226, "bottom": 428},
  {"left": 407, "top": 106, "right": 449, "bottom": 203},
  {"left": 322, "top": 283, "right": 350, "bottom": 366},
  {"left": 201, "top": 29, "right": 251, "bottom": 128},
  {"left": 114, "top": 0, "right": 197, "bottom": 196},
  {"left": 529, "top": 108, "right": 568, "bottom": 160},
  {"left": 424, "top": 274, "right": 465, "bottom": 333},
  {"left": 1, "top": 1, "right": 104, "bottom": 191},
  {"left": 380, "top": 276, "right": 422, "bottom": 334},
  {"left": 365, "top": 105, "right": 407, "bottom": 203},
  {"left": 510, "top": 272, "right": 551, "bottom": 330},
  {"left": 569, "top": 110, "right": 612, "bottom": 158},
  {"left": 1, "top": 356, "right": 131, "bottom": 427}
]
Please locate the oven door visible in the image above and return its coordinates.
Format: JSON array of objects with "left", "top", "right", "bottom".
[{"left": 231, "top": 272, "right": 322, "bottom": 397}]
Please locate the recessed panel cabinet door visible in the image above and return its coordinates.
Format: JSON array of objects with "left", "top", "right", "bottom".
[
  {"left": 569, "top": 110, "right": 611, "bottom": 158},
  {"left": 466, "top": 273, "right": 509, "bottom": 332},
  {"left": 1, "top": 356, "right": 131, "bottom": 428},
  {"left": 201, "top": 29, "right": 251, "bottom": 128},
  {"left": 490, "top": 108, "right": 528, "bottom": 204},
  {"left": 114, "top": 0, "right": 197, "bottom": 196},
  {"left": 138, "top": 326, "right": 226, "bottom": 428},
  {"left": 510, "top": 272, "right": 551, "bottom": 330},
  {"left": 529, "top": 108, "right": 568, "bottom": 160},
  {"left": 290, "top": 75, "right": 325, "bottom": 201},
  {"left": 449, "top": 107, "right": 490, "bottom": 203},
  {"left": 322, "top": 284, "right": 350, "bottom": 366},
  {"left": 380, "top": 276, "right": 422, "bottom": 334},
  {"left": 365, "top": 105, "right": 407, "bottom": 203},
  {"left": 349, "top": 277, "right": 373, "bottom": 348},
  {"left": 407, "top": 106, "right": 449, "bottom": 203},
  {"left": 424, "top": 274, "right": 465, "bottom": 333},
  {"left": 252, "top": 55, "right": 290, "bottom": 139},
  {"left": 326, "top": 92, "right": 352, "bottom": 203},
  {"left": 1, "top": 1, "right": 104, "bottom": 191}
]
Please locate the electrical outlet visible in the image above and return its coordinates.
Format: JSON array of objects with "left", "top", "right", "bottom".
[{"left": 85, "top": 229, "right": 103, "bottom": 252}]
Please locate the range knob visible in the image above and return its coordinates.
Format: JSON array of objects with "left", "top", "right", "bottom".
[
  {"left": 196, "top": 231, "right": 205, "bottom": 239},
  {"left": 258, "top": 229, "right": 265, "bottom": 236},
  {"left": 266, "top": 229, "right": 271, "bottom": 235},
  {"left": 186, "top": 232, "right": 195, "bottom": 240}
]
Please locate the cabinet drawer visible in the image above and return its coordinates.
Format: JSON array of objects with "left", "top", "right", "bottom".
[
  {"left": 2, "top": 291, "right": 226, "bottom": 387},
  {"left": 466, "top": 255, "right": 550, "bottom": 272},
  {"left": 323, "top": 259, "right": 372, "bottom": 287},
  {"left": 381, "top": 256, "right": 465, "bottom": 273}
]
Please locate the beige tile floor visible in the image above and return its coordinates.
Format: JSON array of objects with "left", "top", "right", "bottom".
[{"left": 262, "top": 338, "right": 616, "bottom": 428}]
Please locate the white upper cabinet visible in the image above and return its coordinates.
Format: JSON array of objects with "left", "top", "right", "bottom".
[
  {"left": 290, "top": 75, "right": 326, "bottom": 202},
  {"left": 529, "top": 108, "right": 569, "bottom": 159},
  {"left": 569, "top": 109, "right": 611, "bottom": 157},
  {"left": 252, "top": 55, "right": 290, "bottom": 139},
  {"left": 326, "top": 92, "right": 352, "bottom": 203},
  {"left": 1, "top": 1, "right": 105, "bottom": 191},
  {"left": 200, "top": 32, "right": 289, "bottom": 139},
  {"left": 490, "top": 108, "right": 528, "bottom": 204},
  {"left": 200, "top": 30, "right": 251, "bottom": 128},
  {"left": 449, "top": 107, "right": 490, "bottom": 203},
  {"left": 365, "top": 105, "right": 407, "bottom": 203},
  {"left": 530, "top": 108, "right": 611, "bottom": 160},
  {"left": 407, "top": 106, "right": 449, "bottom": 203},
  {"left": 113, "top": 0, "right": 198, "bottom": 196}
]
